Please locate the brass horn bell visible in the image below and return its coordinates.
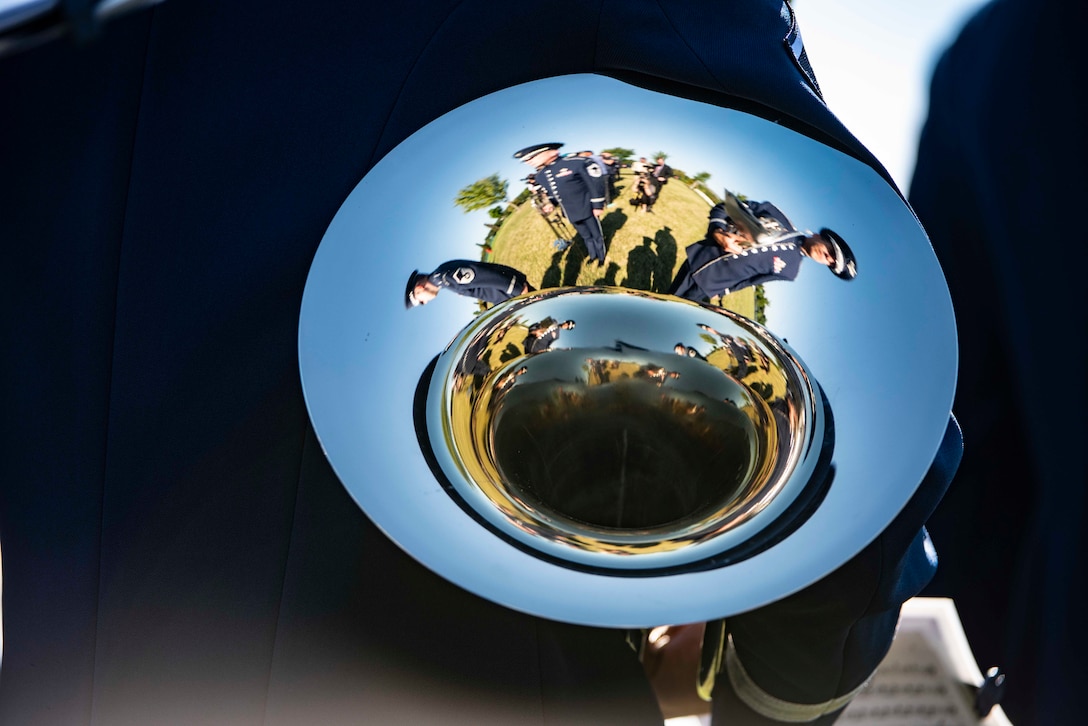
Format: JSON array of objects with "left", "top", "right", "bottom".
[
  {"left": 421, "top": 287, "right": 828, "bottom": 573},
  {"left": 298, "top": 74, "right": 956, "bottom": 627}
]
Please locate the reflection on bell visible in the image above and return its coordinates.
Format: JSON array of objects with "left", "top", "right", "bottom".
[
  {"left": 423, "top": 287, "right": 826, "bottom": 572},
  {"left": 300, "top": 74, "right": 958, "bottom": 625},
  {"left": 490, "top": 351, "right": 768, "bottom": 530}
]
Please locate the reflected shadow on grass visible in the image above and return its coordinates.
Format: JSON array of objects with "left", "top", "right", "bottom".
[{"left": 620, "top": 226, "right": 678, "bottom": 293}]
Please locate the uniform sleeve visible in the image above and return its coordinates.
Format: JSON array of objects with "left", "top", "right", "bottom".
[
  {"left": 687, "top": 241, "right": 749, "bottom": 298},
  {"left": 463, "top": 262, "right": 529, "bottom": 302},
  {"left": 714, "top": 419, "right": 962, "bottom": 724},
  {"left": 690, "top": 245, "right": 801, "bottom": 296},
  {"left": 580, "top": 159, "right": 607, "bottom": 209}
]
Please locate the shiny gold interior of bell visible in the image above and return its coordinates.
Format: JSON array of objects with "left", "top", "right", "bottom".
[{"left": 441, "top": 308, "right": 801, "bottom": 555}]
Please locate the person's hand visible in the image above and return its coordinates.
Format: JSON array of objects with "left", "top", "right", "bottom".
[
  {"left": 541, "top": 203, "right": 554, "bottom": 214},
  {"left": 716, "top": 228, "right": 750, "bottom": 255},
  {"left": 717, "top": 236, "right": 743, "bottom": 254},
  {"left": 593, "top": 208, "right": 603, "bottom": 219}
]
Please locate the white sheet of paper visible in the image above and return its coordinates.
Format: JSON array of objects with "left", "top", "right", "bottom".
[{"left": 840, "top": 598, "right": 1012, "bottom": 725}]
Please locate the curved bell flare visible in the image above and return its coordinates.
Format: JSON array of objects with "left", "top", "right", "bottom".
[
  {"left": 298, "top": 74, "right": 956, "bottom": 627},
  {"left": 424, "top": 288, "right": 824, "bottom": 572}
]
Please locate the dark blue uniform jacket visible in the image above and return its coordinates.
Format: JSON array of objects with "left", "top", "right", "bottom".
[
  {"left": 688, "top": 238, "right": 803, "bottom": 297},
  {"left": 429, "top": 260, "right": 529, "bottom": 303},
  {"left": 536, "top": 156, "right": 607, "bottom": 222},
  {"left": 687, "top": 199, "right": 805, "bottom": 297}
]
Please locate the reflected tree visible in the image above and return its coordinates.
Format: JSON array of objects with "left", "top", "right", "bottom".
[
  {"left": 601, "top": 147, "right": 635, "bottom": 165},
  {"left": 455, "top": 174, "right": 508, "bottom": 212},
  {"left": 754, "top": 285, "right": 770, "bottom": 324},
  {"left": 691, "top": 171, "right": 711, "bottom": 187}
]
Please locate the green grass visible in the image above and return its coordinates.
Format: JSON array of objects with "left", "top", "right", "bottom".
[{"left": 489, "top": 172, "right": 755, "bottom": 318}]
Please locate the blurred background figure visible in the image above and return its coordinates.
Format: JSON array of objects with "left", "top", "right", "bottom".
[
  {"left": 909, "top": 0, "right": 1087, "bottom": 723},
  {"left": 599, "top": 151, "right": 620, "bottom": 203},
  {"left": 648, "top": 157, "right": 671, "bottom": 211}
]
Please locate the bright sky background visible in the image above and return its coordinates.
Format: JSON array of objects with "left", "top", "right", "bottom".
[{"left": 794, "top": 0, "right": 990, "bottom": 191}]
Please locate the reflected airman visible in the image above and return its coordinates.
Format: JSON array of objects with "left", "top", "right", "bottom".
[
  {"left": 524, "top": 318, "right": 576, "bottom": 355},
  {"left": 514, "top": 142, "right": 609, "bottom": 266},
  {"left": 405, "top": 259, "right": 534, "bottom": 308},
  {"left": 668, "top": 193, "right": 857, "bottom": 303}
]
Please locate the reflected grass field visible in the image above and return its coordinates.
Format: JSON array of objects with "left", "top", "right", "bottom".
[{"left": 489, "top": 172, "right": 756, "bottom": 319}]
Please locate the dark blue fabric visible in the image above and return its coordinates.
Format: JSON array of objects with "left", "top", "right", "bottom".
[
  {"left": 713, "top": 418, "right": 961, "bottom": 724},
  {"left": 428, "top": 260, "right": 531, "bottom": 304},
  {"left": 1, "top": 1, "right": 948, "bottom": 723},
  {"left": 536, "top": 156, "right": 608, "bottom": 221},
  {"left": 910, "top": 1, "right": 1087, "bottom": 723},
  {"left": 536, "top": 155, "right": 609, "bottom": 262},
  {"left": 670, "top": 200, "right": 804, "bottom": 300},
  {"left": 688, "top": 240, "right": 803, "bottom": 298}
]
